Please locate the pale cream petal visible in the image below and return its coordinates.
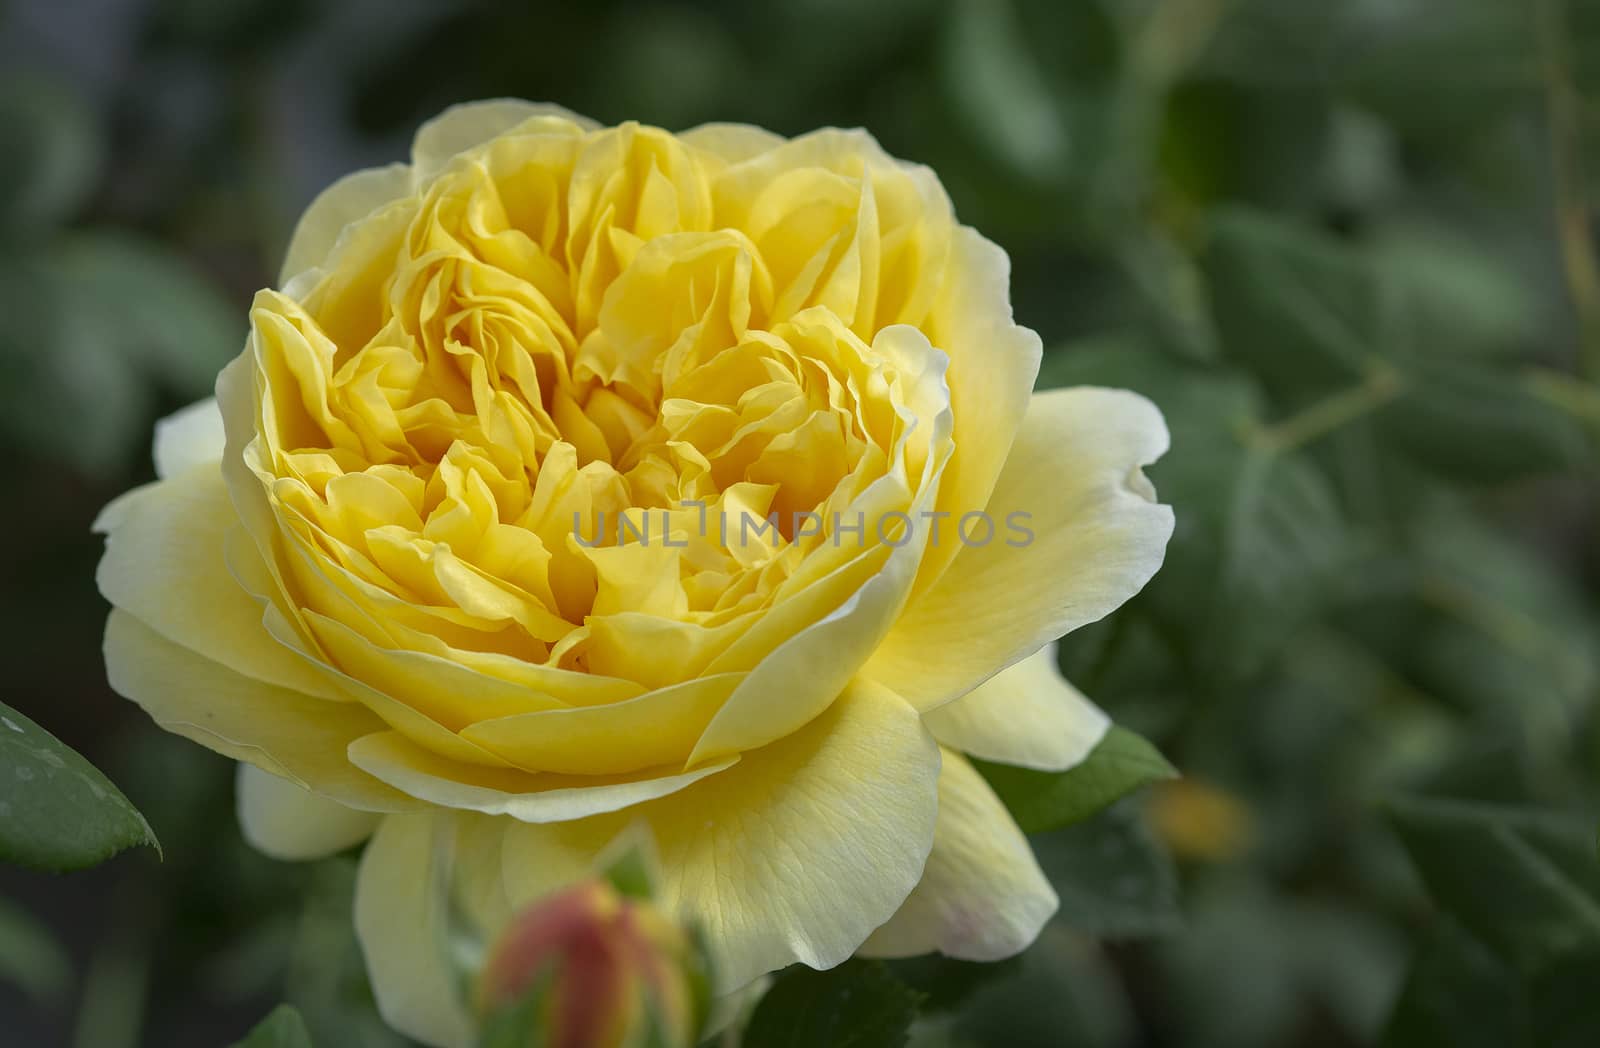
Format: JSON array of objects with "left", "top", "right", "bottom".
[
  {"left": 94, "top": 466, "right": 346, "bottom": 701},
  {"left": 355, "top": 812, "right": 474, "bottom": 1048},
  {"left": 866, "top": 388, "right": 1173, "bottom": 711},
  {"left": 236, "top": 763, "right": 380, "bottom": 861},
  {"left": 916, "top": 226, "right": 1042, "bottom": 593},
  {"left": 104, "top": 610, "right": 415, "bottom": 813},
  {"left": 152, "top": 397, "right": 226, "bottom": 479},
  {"left": 411, "top": 99, "right": 597, "bottom": 179},
  {"left": 860, "top": 749, "right": 1056, "bottom": 961},
  {"left": 679, "top": 122, "right": 786, "bottom": 164},
  {"left": 347, "top": 730, "right": 738, "bottom": 823},
  {"left": 278, "top": 162, "right": 414, "bottom": 286},
  {"left": 922, "top": 643, "right": 1110, "bottom": 772},
  {"left": 496, "top": 677, "right": 941, "bottom": 992}
]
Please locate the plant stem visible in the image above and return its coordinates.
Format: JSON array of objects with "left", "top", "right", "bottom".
[
  {"left": 1250, "top": 363, "right": 1405, "bottom": 453},
  {"left": 1527, "top": 365, "right": 1600, "bottom": 428},
  {"left": 1535, "top": 0, "right": 1600, "bottom": 381}
]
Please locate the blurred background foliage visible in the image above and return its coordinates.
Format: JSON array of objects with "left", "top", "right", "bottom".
[{"left": 2, "top": 0, "right": 1600, "bottom": 1045}]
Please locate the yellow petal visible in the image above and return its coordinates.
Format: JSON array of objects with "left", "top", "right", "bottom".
[
  {"left": 347, "top": 731, "right": 737, "bottom": 822},
  {"left": 279, "top": 162, "right": 413, "bottom": 286},
  {"left": 236, "top": 763, "right": 380, "bottom": 860},
  {"left": 411, "top": 99, "right": 596, "bottom": 180},
  {"left": 94, "top": 466, "right": 345, "bottom": 701},
  {"left": 860, "top": 749, "right": 1055, "bottom": 961},
  {"left": 922, "top": 644, "right": 1109, "bottom": 772},
  {"left": 686, "top": 326, "right": 954, "bottom": 763},
  {"left": 915, "top": 226, "right": 1041, "bottom": 593},
  {"left": 105, "top": 610, "right": 415, "bottom": 812},
  {"left": 461, "top": 673, "right": 741, "bottom": 776},
  {"left": 685, "top": 542, "right": 895, "bottom": 763},
  {"left": 679, "top": 122, "right": 786, "bottom": 165},
  {"left": 355, "top": 812, "right": 475, "bottom": 1048},
  {"left": 867, "top": 388, "right": 1173, "bottom": 710},
  {"left": 494, "top": 677, "right": 940, "bottom": 991},
  {"left": 152, "top": 397, "right": 226, "bottom": 479}
]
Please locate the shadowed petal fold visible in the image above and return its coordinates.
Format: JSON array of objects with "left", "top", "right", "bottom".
[
  {"left": 860, "top": 749, "right": 1056, "bottom": 961},
  {"left": 922, "top": 643, "right": 1109, "bottom": 772}
]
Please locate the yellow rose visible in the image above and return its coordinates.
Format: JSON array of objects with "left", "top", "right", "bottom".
[{"left": 94, "top": 101, "right": 1172, "bottom": 1047}]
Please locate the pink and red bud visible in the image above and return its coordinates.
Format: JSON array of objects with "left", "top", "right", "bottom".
[{"left": 476, "top": 880, "right": 705, "bottom": 1048}]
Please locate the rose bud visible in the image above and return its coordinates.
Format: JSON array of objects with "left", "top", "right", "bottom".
[{"left": 476, "top": 880, "right": 705, "bottom": 1048}]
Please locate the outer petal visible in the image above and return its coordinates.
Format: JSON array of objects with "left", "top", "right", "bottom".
[
  {"left": 679, "top": 122, "right": 786, "bottom": 165},
  {"left": 860, "top": 750, "right": 1056, "bottom": 961},
  {"left": 236, "top": 763, "right": 380, "bottom": 860},
  {"left": 867, "top": 388, "right": 1174, "bottom": 711},
  {"left": 346, "top": 731, "right": 738, "bottom": 823},
  {"left": 94, "top": 466, "right": 346, "bottom": 701},
  {"left": 152, "top": 397, "right": 225, "bottom": 479},
  {"left": 411, "top": 99, "right": 597, "bottom": 179},
  {"left": 356, "top": 812, "right": 475, "bottom": 1048},
  {"left": 922, "top": 643, "right": 1109, "bottom": 772},
  {"left": 495, "top": 678, "right": 941, "bottom": 992},
  {"left": 279, "top": 162, "right": 413, "bottom": 286},
  {"left": 916, "top": 226, "right": 1042, "bottom": 593},
  {"left": 104, "top": 610, "right": 414, "bottom": 812}
]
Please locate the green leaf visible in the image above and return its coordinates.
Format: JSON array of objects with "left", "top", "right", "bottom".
[
  {"left": 48, "top": 233, "right": 243, "bottom": 393},
  {"left": 1371, "top": 223, "right": 1539, "bottom": 358},
  {"left": 478, "top": 967, "right": 553, "bottom": 1048},
  {"left": 1160, "top": 880, "right": 1404, "bottom": 1048},
  {"left": 1200, "top": 447, "right": 1352, "bottom": 680},
  {"left": 1381, "top": 919, "right": 1524, "bottom": 1048},
  {"left": 1205, "top": 209, "right": 1377, "bottom": 396},
  {"left": 1203, "top": 209, "right": 1586, "bottom": 484},
  {"left": 743, "top": 959, "right": 924, "bottom": 1048},
  {"left": 976, "top": 726, "right": 1176, "bottom": 835},
  {"left": 0, "top": 700, "right": 158, "bottom": 871},
  {"left": 1529, "top": 948, "right": 1600, "bottom": 1048},
  {"left": 0, "top": 258, "right": 148, "bottom": 475},
  {"left": 885, "top": 954, "right": 1021, "bottom": 1016},
  {"left": 1376, "top": 358, "right": 1587, "bottom": 483},
  {"left": 1343, "top": 0, "right": 1571, "bottom": 143},
  {"left": 230, "top": 1005, "right": 315, "bottom": 1048},
  {"left": 939, "top": 0, "right": 1073, "bottom": 185},
  {"left": 602, "top": 845, "right": 656, "bottom": 900},
  {"left": 1158, "top": 77, "right": 1333, "bottom": 214},
  {"left": 1032, "top": 800, "right": 1183, "bottom": 940},
  {"left": 0, "top": 893, "right": 72, "bottom": 1004},
  {"left": 1038, "top": 336, "right": 1360, "bottom": 683},
  {"left": 1115, "top": 231, "right": 1219, "bottom": 361},
  {"left": 0, "top": 234, "right": 237, "bottom": 476},
  {"left": 1387, "top": 796, "right": 1600, "bottom": 971},
  {"left": 594, "top": 829, "right": 660, "bottom": 900},
  {"left": 943, "top": 929, "right": 1135, "bottom": 1048},
  {"left": 0, "top": 73, "right": 102, "bottom": 232}
]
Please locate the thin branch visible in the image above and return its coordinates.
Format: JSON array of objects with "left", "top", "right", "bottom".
[
  {"left": 1536, "top": 0, "right": 1600, "bottom": 380},
  {"left": 1248, "top": 362, "right": 1405, "bottom": 454}
]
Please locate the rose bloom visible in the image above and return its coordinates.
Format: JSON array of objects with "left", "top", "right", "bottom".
[{"left": 95, "top": 102, "right": 1172, "bottom": 1046}]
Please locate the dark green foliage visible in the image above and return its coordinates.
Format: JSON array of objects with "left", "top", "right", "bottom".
[
  {"left": 230, "top": 1005, "right": 315, "bottom": 1048},
  {"left": 976, "top": 727, "right": 1175, "bottom": 834},
  {"left": 2, "top": 0, "right": 1599, "bottom": 1045},
  {"left": 744, "top": 960, "right": 924, "bottom": 1048}
]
